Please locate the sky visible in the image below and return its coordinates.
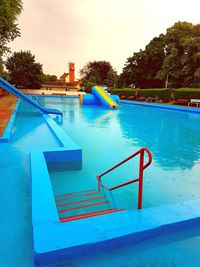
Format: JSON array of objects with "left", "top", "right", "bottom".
[{"left": 9, "top": 0, "right": 200, "bottom": 79}]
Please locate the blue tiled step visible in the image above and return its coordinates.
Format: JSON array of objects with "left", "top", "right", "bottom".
[{"left": 60, "top": 208, "right": 124, "bottom": 223}]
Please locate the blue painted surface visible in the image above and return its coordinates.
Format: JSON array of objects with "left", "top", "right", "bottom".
[
  {"left": 30, "top": 97, "right": 200, "bottom": 265},
  {"left": 0, "top": 100, "right": 61, "bottom": 267},
  {"left": 0, "top": 77, "right": 62, "bottom": 116},
  {"left": 81, "top": 93, "right": 119, "bottom": 106},
  {"left": 32, "top": 186, "right": 200, "bottom": 266},
  {"left": 51, "top": 98, "right": 200, "bottom": 209},
  {"left": 121, "top": 99, "right": 200, "bottom": 114},
  {"left": 2, "top": 96, "right": 200, "bottom": 267},
  {"left": 31, "top": 150, "right": 59, "bottom": 225},
  {"left": 42, "top": 113, "right": 82, "bottom": 170}
]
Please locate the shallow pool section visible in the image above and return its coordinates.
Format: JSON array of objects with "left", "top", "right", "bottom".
[
  {"left": 44, "top": 97, "right": 200, "bottom": 210},
  {"left": 1, "top": 96, "right": 200, "bottom": 267},
  {"left": 29, "top": 97, "right": 200, "bottom": 265}
]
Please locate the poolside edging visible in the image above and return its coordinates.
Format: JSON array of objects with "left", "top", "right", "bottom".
[
  {"left": 121, "top": 100, "right": 200, "bottom": 113},
  {"left": 31, "top": 111, "right": 83, "bottom": 265},
  {"left": 31, "top": 150, "right": 59, "bottom": 225},
  {"left": 0, "top": 100, "right": 20, "bottom": 143},
  {"left": 32, "top": 197, "right": 200, "bottom": 266},
  {"left": 29, "top": 97, "right": 200, "bottom": 266},
  {"left": 31, "top": 113, "right": 82, "bottom": 225},
  {"left": 43, "top": 114, "right": 81, "bottom": 149}
]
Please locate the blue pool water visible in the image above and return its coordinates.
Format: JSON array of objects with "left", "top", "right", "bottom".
[
  {"left": 1, "top": 97, "right": 200, "bottom": 266},
  {"left": 45, "top": 97, "right": 200, "bottom": 210}
]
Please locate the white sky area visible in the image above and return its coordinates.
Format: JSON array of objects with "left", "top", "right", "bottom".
[{"left": 9, "top": 0, "right": 200, "bottom": 79}]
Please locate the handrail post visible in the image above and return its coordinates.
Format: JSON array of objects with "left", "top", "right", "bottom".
[
  {"left": 97, "top": 176, "right": 100, "bottom": 192},
  {"left": 97, "top": 148, "right": 152, "bottom": 210},
  {"left": 138, "top": 149, "right": 144, "bottom": 209}
]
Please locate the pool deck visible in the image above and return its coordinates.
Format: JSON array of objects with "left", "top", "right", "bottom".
[{"left": 0, "top": 95, "right": 17, "bottom": 136}]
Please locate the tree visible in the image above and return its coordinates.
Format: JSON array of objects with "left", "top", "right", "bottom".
[
  {"left": 5, "top": 51, "right": 43, "bottom": 89},
  {"left": 120, "top": 35, "right": 165, "bottom": 88},
  {"left": 42, "top": 74, "right": 57, "bottom": 82},
  {"left": 80, "top": 61, "right": 117, "bottom": 91},
  {"left": 156, "top": 22, "right": 200, "bottom": 88},
  {"left": 120, "top": 22, "right": 200, "bottom": 88},
  {"left": 0, "top": 0, "right": 23, "bottom": 75}
]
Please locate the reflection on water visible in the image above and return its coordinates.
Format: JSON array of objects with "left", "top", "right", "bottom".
[
  {"left": 117, "top": 105, "right": 200, "bottom": 170},
  {"left": 41, "top": 97, "right": 200, "bottom": 209}
]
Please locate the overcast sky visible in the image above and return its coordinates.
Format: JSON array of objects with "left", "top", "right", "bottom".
[{"left": 9, "top": 0, "right": 200, "bottom": 79}]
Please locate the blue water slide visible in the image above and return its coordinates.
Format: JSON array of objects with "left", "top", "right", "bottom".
[
  {"left": 80, "top": 94, "right": 119, "bottom": 105},
  {"left": 92, "top": 86, "right": 119, "bottom": 108},
  {"left": 0, "top": 77, "right": 63, "bottom": 116}
]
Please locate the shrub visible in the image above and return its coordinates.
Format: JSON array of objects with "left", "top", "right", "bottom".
[
  {"left": 137, "top": 89, "right": 171, "bottom": 100},
  {"left": 112, "top": 88, "right": 136, "bottom": 96},
  {"left": 112, "top": 88, "right": 171, "bottom": 100},
  {"left": 174, "top": 88, "right": 200, "bottom": 99}
]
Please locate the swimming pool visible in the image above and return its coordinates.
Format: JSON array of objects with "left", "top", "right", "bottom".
[
  {"left": 1, "top": 96, "right": 200, "bottom": 266},
  {"left": 42, "top": 97, "right": 200, "bottom": 210}
]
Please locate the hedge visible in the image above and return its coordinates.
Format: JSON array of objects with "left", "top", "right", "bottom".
[
  {"left": 112, "top": 88, "right": 136, "bottom": 96},
  {"left": 174, "top": 88, "right": 200, "bottom": 99},
  {"left": 112, "top": 88, "right": 171, "bottom": 100}
]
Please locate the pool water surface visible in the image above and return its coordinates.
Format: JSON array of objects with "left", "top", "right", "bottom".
[
  {"left": 1, "top": 97, "right": 200, "bottom": 266},
  {"left": 40, "top": 97, "right": 200, "bottom": 210}
]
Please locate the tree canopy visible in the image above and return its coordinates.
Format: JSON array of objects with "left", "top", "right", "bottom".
[
  {"left": 0, "top": 0, "right": 23, "bottom": 75},
  {"left": 119, "top": 22, "right": 200, "bottom": 88},
  {"left": 80, "top": 61, "right": 117, "bottom": 91},
  {"left": 5, "top": 51, "right": 43, "bottom": 89},
  {"left": 42, "top": 74, "right": 58, "bottom": 82}
]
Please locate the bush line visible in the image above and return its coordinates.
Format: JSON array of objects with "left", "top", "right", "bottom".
[{"left": 112, "top": 88, "right": 200, "bottom": 100}]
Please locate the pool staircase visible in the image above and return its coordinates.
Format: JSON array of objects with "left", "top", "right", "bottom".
[
  {"left": 97, "top": 148, "right": 152, "bottom": 209},
  {"left": 55, "top": 148, "right": 152, "bottom": 223},
  {"left": 55, "top": 189, "right": 124, "bottom": 223}
]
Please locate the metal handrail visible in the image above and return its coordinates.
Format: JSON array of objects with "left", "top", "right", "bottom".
[{"left": 96, "top": 148, "right": 152, "bottom": 209}]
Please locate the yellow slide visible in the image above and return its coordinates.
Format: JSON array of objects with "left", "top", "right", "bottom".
[{"left": 92, "top": 86, "right": 119, "bottom": 108}]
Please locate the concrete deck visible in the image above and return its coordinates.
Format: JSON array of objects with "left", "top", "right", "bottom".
[{"left": 0, "top": 95, "right": 17, "bottom": 136}]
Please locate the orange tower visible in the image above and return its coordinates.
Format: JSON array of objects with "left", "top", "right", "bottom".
[{"left": 69, "top": 62, "right": 75, "bottom": 84}]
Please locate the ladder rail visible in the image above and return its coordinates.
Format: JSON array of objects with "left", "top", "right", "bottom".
[{"left": 96, "top": 148, "right": 152, "bottom": 209}]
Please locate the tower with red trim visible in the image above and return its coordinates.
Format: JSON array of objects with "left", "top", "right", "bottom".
[{"left": 69, "top": 62, "right": 75, "bottom": 84}]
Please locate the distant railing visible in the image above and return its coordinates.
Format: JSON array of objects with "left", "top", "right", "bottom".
[{"left": 97, "top": 148, "right": 152, "bottom": 209}]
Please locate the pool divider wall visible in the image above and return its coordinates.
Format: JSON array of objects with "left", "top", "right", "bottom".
[
  {"left": 31, "top": 188, "right": 200, "bottom": 266},
  {"left": 31, "top": 150, "right": 59, "bottom": 224},
  {"left": 30, "top": 114, "right": 83, "bottom": 265},
  {"left": 42, "top": 114, "right": 82, "bottom": 170},
  {"left": 0, "top": 99, "right": 20, "bottom": 143},
  {"left": 31, "top": 111, "right": 82, "bottom": 226},
  {"left": 121, "top": 100, "right": 200, "bottom": 114},
  {"left": 33, "top": 95, "right": 79, "bottom": 99},
  {"left": 43, "top": 114, "right": 80, "bottom": 148}
]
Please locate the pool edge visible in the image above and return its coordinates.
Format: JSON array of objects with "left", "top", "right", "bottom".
[
  {"left": 120, "top": 100, "right": 200, "bottom": 114},
  {"left": 0, "top": 99, "right": 20, "bottom": 142},
  {"left": 28, "top": 97, "right": 200, "bottom": 266}
]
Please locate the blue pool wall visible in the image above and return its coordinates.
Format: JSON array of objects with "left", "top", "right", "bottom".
[
  {"left": 121, "top": 100, "right": 200, "bottom": 114},
  {"left": 42, "top": 114, "right": 82, "bottom": 170},
  {"left": 29, "top": 97, "right": 200, "bottom": 266},
  {"left": 31, "top": 142, "right": 200, "bottom": 266},
  {"left": 31, "top": 158, "right": 200, "bottom": 266}
]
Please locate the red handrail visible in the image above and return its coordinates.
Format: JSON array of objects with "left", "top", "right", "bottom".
[{"left": 96, "top": 148, "right": 152, "bottom": 210}]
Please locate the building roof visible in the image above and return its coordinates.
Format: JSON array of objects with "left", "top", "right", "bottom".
[{"left": 60, "top": 73, "right": 69, "bottom": 80}]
